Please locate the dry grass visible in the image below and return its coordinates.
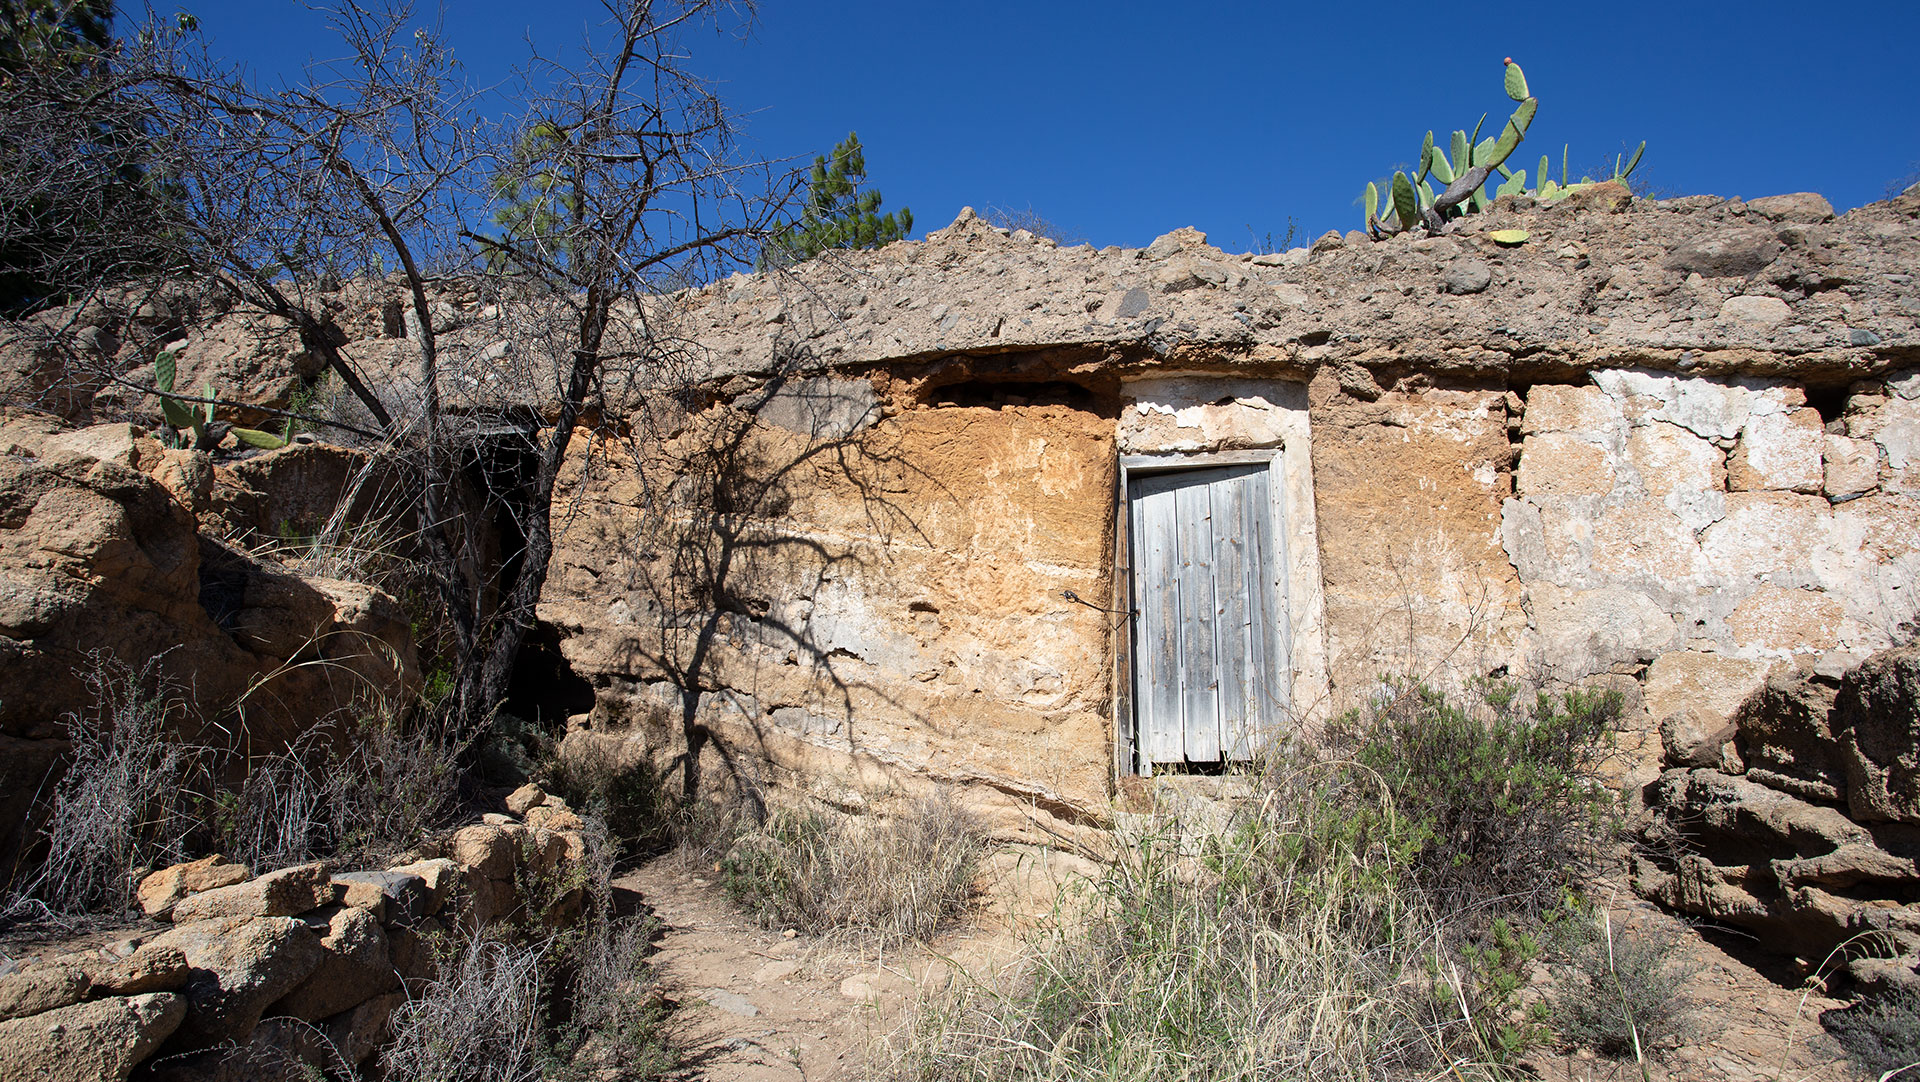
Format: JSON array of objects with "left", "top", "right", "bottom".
[
  {"left": 384, "top": 934, "right": 548, "bottom": 1082},
  {"left": 720, "top": 793, "right": 985, "bottom": 943},
  {"left": 3, "top": 654, "right": 195, "bottom": 920}
]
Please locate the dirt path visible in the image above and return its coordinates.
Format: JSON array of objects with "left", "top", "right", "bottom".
[{"left": 618, "top": 853, "right": 1038, "bottom": 1082}]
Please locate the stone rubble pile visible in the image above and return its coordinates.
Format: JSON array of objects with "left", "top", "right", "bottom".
[{"left": 0, "top": 783, "right": 586, "bottom": 1082}]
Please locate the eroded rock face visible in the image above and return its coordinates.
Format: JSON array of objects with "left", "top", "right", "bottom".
[
  {"left": 0, "top": 416, "right": 421, "bottom": 866},
  {"left": 1639, "top": 647, "right": 1920, "bottom": 985},
  {"left": 1836, "top": 646, "right": 1920, "bottom": 823}
]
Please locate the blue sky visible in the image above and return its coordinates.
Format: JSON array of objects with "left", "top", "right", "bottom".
[{"left": 162, "top": 0, "right": 1920, "bottom": 251}]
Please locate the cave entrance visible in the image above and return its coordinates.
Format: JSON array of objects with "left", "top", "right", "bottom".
[{"left": 505, "top": 621, "right": 596, "bottom": 729}]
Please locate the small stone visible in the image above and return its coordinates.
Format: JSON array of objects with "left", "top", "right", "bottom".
[
  {"left": 1719, "top": 295, "right": 1792, "bottom": 327},
  {"left": 839, "top": 975, "right": 881, "bottom": 1003},
  {"left": 1442, "top": 257, "right": 1492, "bottom": 295},
  {"left": 752, "top": 960, "right": 798, "bottom": 984},
  {"left": 1850, "top": 328, "right": 1883, "bottom": 347},
  {"left": 505, "top": 783, "right": 548, "bottom": 816},
  {"left": 702, "top": 988, "right": 760, "bottom": 1018}
]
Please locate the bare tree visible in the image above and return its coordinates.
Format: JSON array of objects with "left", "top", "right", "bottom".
[{"left": 2, "top": 0, "right": 785, "bottom": 740}]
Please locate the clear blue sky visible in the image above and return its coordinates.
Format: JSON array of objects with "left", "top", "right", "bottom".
[{"left": 159, "top": 0, "right": 1920, "bottom": 251}]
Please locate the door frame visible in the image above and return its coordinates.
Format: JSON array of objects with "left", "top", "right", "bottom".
[{"left": 1114, "top": 449, "right": 1290, "bottom": 777}]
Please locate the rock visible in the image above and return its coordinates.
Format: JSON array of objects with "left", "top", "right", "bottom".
[
  {"left": 449, "top": 823, "right": 518, "bottom": 881},
  {"left": 504, "top": 783, "right": 548, "bottom": 816},
  {"left": 142, "top": 1017, "right": 335, "bottom": 1082},
  {"left": 1747, "top": 192, "right": 1835, "bottom": 224},
  {"left": 1442, "top": 257, "right": 1492, "bottom": 295},
  {"left": 324, "top": 990, "right": 404, "bottom": 1066},
  {"left": 0, "top": 992, "right": 185, "bottom": 1082},
  {"left": 1735, "top": 665, "right": 1845, "bottom": 801},
  {"left": 1835, "top": 646, "right": 1920, "bottom": 823},
  {"left": 387, "top": 858, "right": 460, "bottom": 916},
  {"left": 168, "top": 862, "right": 338, "bottom": 923},
  {"left": 752, "top": 960, "right": 798, "bottom": 983},
  {"left": 0, "top": 965, "right": 89, "bottom": 1022},
  {"left": 839, "top": 974, "right": 881, "bottom": 1003},
  {"left": 137, "top": 855, "right": 253, "bottom": 920},
  {"left": 1728, "top": 407, "right": 1823, "bottom": 492},
  {"left": 267, "top": 904, "right": 397, "bottom": 1021},
  {"left": 330, "top": 869, "right": 430, "bottom": 923},
  {"left": 525, "top": 803, "right": 584, "bottom": 833},
  {"left": 702, "top": 987, "right": 760, "bottom": 1018},
  {"left": 84, "top": 944, "right": 192, "bottom": 997},
  {"left": 1665, "top": 226, "right": 1783, "bottom": 278},
  {"left": 1646, "top": 651, "right": 1772, "bottom": 767},
  {"left": 149, "top": 915, "right": 324, "bottom": 1048},
  {"left": 1826, "top": 434, "right": 1880, "bottom": 499},
  {"left": 1718, "top": 294, "right": 1791, "bottom": 328}
]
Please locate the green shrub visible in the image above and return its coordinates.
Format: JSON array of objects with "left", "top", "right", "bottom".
[{"left": 1324, "top": 679, "right": 1621, "bottom": 912}]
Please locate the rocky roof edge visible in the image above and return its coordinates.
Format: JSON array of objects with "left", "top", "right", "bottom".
[{"left": 671, "top": 185, "right": 1920, "bottom": 390}]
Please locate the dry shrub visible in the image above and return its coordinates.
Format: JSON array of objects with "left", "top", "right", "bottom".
[
  {"left": 217, "top": 713, "right": 464, "bottom": 870},
  {"left": 384, "top": 935, "right": 547, "bottom": 1082},
  {"left": 3, "top": 653, "right": 195, "bottom": 919},
  {"left": 1551, "top": 912, "right": 1699, "bottom": 1060},
  {"left": 721, "top": 794, "right": 984, "bottom": 942},
  {"left": 880, "top": 761, "right": 1446, "bottom": 1082},
  {"left": 882, "top": 680, "right": 1633, "bottom": 1081}
]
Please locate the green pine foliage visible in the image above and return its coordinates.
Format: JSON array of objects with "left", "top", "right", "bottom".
[
  {"left": 762, "top": 131, "right": 912, "bottom": 267},
  {"left": 0, "top": 0, "right": 180, "bottom": 315}
]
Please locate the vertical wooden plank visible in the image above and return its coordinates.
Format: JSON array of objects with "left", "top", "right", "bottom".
[
  {"left": 1132, "top": 477, "right": 1184, "bottom": 765},
  {"left": 1175, "top": 479, "right": 1220, "bottom": 763},
  {"left": 1211, "top": 473, "right": 1250, "bottom": 761},
  {"left": 1238, "top": 468, "right": 1274, "bottom": 758}
]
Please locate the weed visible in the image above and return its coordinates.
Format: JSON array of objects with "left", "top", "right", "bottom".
[
  {"left": 3, "top": 653, "right": 194, "bottom": 919},
  {"left": 1551, "top": 910, "right": 1699, "bottom": 1061},
  {"left": 721, "top": 794, "right": 983, "bottom": 942},
  {"left": 218, "top": 714, "right": 463, "bottom": 870},
  {"left": 1826, "top": 987, "right": 1920, "bottom": 1080},
  {"left": 384, "top": 934, "right": 548, "bottom": 1082},
  {"left": 541, "top": 743, "right": 674, "bottom": 860}
]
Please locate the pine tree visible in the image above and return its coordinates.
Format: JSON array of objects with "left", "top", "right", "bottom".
[{"left": 763, "top": 131, "right": 911, "bottom": 267}]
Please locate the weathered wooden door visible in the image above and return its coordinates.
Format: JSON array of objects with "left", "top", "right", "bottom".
[{"left": 1128, "top": 463, "right": 1282, "bottom": 768}]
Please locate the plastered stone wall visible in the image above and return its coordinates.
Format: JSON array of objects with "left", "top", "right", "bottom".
[
  {"left": 540, "top": 376, "right": 1122, "bottom": 834},
  {"left": 1502, "top": 366, "right": 1920, "bottom": 783}
]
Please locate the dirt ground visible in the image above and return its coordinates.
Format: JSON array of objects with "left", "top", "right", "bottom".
[{"left": 624, "top": 850, "right": 1871, "bottom": 1082}]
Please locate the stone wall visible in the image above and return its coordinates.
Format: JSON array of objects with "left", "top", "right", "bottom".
[
  {"left": 525, "top": 187, "right": 1920, "bottom": 837},
  {"left": 0, "top": 785, "right": 590, "bottom": 1081}
]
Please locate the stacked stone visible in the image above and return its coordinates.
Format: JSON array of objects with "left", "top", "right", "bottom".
[{"left": 0, "top": 787, "right": 587, "bottom": 1081}]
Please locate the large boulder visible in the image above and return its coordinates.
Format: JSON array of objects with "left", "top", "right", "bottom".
[
  {"left": 148, "top": 915, "right": 324, "bottom": 1048},
  {"left": 0, "top": 418, "right": 420, "bottom": 867},
  {"left": 0, "top": 992, "right": 186, "bottom": 1082},
  {"left": 1835, "top": 646, "right": 1920, "bottom": 823}
]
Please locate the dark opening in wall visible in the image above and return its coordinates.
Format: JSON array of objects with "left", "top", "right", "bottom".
[
  {"left": 923, "top": 379, "right": 1098, "bottom": 411},
  {"left": 505, "top": 620, "right": 596, "bottom": 728},
  {"left": 1806, "top": 384, "right": 1850, "bottom": 429}
]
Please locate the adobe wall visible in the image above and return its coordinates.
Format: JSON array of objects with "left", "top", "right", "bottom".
[{"left": 536, "top": 186, "right": 1920, "bottom": 834}]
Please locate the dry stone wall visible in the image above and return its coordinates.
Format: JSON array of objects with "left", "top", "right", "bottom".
[{"left": 0, "top": 785, "right": 589, "bottom": 1081}]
